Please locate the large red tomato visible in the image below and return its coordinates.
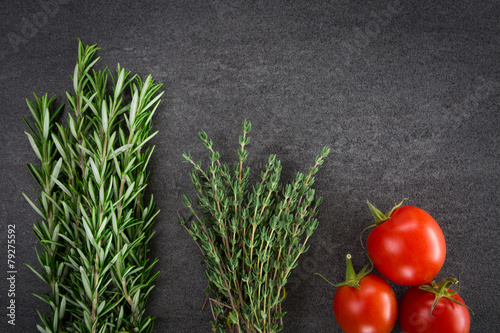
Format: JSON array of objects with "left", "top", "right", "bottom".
[
  {"left": 399, "top": 278, "right": 471, "bottom": 333},
  {"left": 317, "top": 254, "right": 398, "bottom": 333},
  {"left": 366, "top": 201, "right": 446, "bottom": 286}
]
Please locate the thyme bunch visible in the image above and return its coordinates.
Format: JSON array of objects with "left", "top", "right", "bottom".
[
  {"left": 23, "top": 41, "right": 163, "bottom": 333},
  {"left": 180, "top": 120, "right": 330, "bottom": 333}
]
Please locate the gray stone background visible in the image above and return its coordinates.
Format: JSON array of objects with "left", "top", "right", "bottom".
[{"left": 0, "top": 0, "right": 499, "bottom": 332}]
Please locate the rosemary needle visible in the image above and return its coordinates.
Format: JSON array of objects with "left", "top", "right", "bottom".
[{"left": 23, "top": 40, "right": 163, "bottom": 333}]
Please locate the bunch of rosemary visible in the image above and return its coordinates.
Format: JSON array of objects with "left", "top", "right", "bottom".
[
  {"left": 180, "top": 120, "right": 330, "bottom": 333},
  {"left": 23, "top": 41, "right": 163, "bottom": 333}
]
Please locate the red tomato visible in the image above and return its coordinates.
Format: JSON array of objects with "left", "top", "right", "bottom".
[
  {"left": 366, "top": 202, "right": 446, "bottom": 286},
  {"left": 333, "top": 273, "right": 398, "bottom": 333},
  {"left": 399, "top": 282, "right": 471, "bottom": 333}
]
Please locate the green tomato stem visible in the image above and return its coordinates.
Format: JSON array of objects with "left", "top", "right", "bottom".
[
  {"left": 367, "top": 200, "right": 388, "bottom": 224},
  {"left": 367, "top": 198, "right": 408, "bottom": 225},
  {"left": 343, "top": 254, "right": 358, "bottom": 286},
  {"left": 418, "top": 276, "right": 473, "bottom": 316},
  {"left": 361, "top": 198, "right": 408, "bottom": 248},
  {"left": 315, "top": 254, "right": 373, "bottom": 290}
]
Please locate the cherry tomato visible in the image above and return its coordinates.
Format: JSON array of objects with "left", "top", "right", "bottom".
[
  {"left": 399, "top": 278, "right": 471, "bottom": 333},
  {"left": 366, "top": 200, "right": 446, "bottom": 286},
  {"left": 333, "top": 273, "right": 398, "bottom": 333},
  {"left": 317, "top": 254, "right": 398, "bottom": 333}
]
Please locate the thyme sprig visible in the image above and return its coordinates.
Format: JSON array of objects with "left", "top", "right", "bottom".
[
  {"left": 180, "top": 120, "right": 330, "bottom": 333},
  {"left": 23, "top": 41, "right": 163, "bottom": 333}
]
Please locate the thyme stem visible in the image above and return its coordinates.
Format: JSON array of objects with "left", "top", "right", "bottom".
[{"left": 181, "top": 120, "right": 330, "bottom": 332}]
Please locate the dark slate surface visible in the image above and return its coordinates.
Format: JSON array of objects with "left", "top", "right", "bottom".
[{"left": 1, "top": 0, "right": 499, "bottom": 332}]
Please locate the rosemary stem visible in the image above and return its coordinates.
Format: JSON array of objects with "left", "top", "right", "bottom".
[{"left": 24, "top": 41, "right": 162, "bottom": 332}]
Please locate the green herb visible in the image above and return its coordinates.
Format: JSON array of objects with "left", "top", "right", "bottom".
[
  {"left": 23, "top": 40, "right": 163, "bottom": 333},
  {"left": 180, "top": 120, "right": 330, "bottom": 332}
]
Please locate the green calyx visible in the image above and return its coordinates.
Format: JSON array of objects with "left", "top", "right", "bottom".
[
  {"left": 360, "top": 198, "right": 408, "bottom": 247},
  {"left": 315, "top": 254, "right": 372, "bottom": 290},
  {"left": 419, "top": 276, "right": 473, "bottom": 316},
  {"left": 367, "top": 198, "right": 408, "bottom": 225}
]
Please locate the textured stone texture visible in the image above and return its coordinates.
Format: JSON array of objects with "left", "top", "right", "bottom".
[{"left": 0, "top": 0, "right": 498, "bottom": 332}]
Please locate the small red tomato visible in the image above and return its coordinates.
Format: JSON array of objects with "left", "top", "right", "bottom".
[
  {"left": 365, "top": 199, "right": 446, "bottom": 286},
  {"left": 317, "top": 254, "right": 398, "bottom": 333},
  {"left": 399, "top": 277, "right": 471, "bottom": 333}
]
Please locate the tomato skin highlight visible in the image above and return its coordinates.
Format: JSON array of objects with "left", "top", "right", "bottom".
[
  {"left": 366, "top": 205, "right": 446, "bottom": 286},
  {"left": 399, "top": 285, "right": 470, "bottom": 333},
  {"left": 333, "top": 273, "right": 397, "bottom": 333}
]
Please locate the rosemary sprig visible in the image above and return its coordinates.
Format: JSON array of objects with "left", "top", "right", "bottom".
[
  {"left": 180, "top": 120, "right": 330, "bottom": 333},
  {"left": 23, "top": 40, "right": 163, "bottom": 333}
]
